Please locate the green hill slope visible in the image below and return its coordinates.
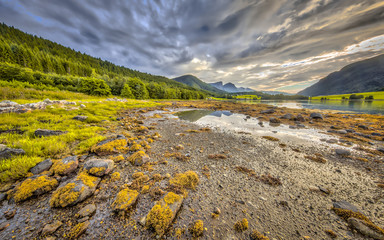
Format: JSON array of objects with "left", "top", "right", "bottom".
[{"left": 173, "top": 75, "right": 226, "bottom": 94}]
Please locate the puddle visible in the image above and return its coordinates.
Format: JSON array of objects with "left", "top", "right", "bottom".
[{"left": 175, "top": 109, "right": 335, "bottom": 145}]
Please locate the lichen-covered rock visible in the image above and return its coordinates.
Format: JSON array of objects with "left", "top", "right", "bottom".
[
  {"left": 52, "top": 156, "right": 78, "bottom": 175},
  {"left": 30, "top": 159, "right": 53, "bottom": 175},
  {"left": 34, "top": 129, "right": 67, "bottom": 137},
  {"left": 111, "top": 188, "right": 139, "bottom": 212},
  {"left": 13, "top": 175, "right": 58, "bottom": 202},
  {"left": 50, "top": 172, "right": 100, "bottom": 208},
  {"left": 0, "top": 146, "right": 25, "bottom": 160},
  {"left": 66, "top": 221, "right": 90, "bottom": 239},
  {"left": 41, "top": 220, "right": 62, "bottom": 236},
  {"left": 348, "top": 218, "right": 384, "bottom": 239},
  {"left": 127, "top": 151, "right": 150, "bottom": 166},
  {"left": 145, "top": 192, "right": 184, "bottom": 237},
  {"left": 77, "top": 204, "right": 96, "bottom": 218},
  {"left": 83, "top": 159, "right": 114, "bottom": 177},
  {"left": 92, "top": 139, "right": 128, "bottom": 156}
]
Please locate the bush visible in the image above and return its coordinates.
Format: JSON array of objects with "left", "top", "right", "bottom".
[
  {"left": 121, "top": 83, "right": 134, "bottom": 98},
  {"left": 126, "top": 77, "right": 149, "bottom": 99},
  {"left": 349, "top": 94, "right": 364, "bottom": 100},
  {"left": 79, "top": 77, "right": 111, "bottom": 96}
]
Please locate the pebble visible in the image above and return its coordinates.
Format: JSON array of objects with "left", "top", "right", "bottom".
[{"left": 0, "top": 221, "right": 10, "bottom": 231}]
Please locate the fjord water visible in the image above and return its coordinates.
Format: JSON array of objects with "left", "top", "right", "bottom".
[{"left": 240, "top": 100, "right": 384, "bottom": 115}]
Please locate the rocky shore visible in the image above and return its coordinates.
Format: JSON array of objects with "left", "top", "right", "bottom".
[{"left": 0, "top": 100, "right": 383, "bottom": 239}]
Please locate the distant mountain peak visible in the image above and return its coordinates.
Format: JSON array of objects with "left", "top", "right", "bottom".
[
  {"left": 210, "top": 81, "right": 253, "bottom": 93},
  {"left": 173, "top": 75, "right": 226, "bottom": 94}
]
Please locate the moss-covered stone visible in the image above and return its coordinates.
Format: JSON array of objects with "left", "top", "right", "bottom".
[
  {"left": 14, "top": 175, "right": 58, "bottom": 202},
  {"left": 128, "top": 151, "right": 150, "bottom": 166},
  {"left": 250, "top": 230, "right": 269, "bottom": 240},
  {"left": 189, "top": 220, "right": 204, "bottom": 238},
  {"left": 52, "top": 156, "right": 78, "bottom": 175},
  {"left": 169, "top": 171, "right": 199, "bottom": 190},
  {"left": 83, "top": 159, "right": 114, "bottom": 177},
  {"left": 234, "top": 218, "right": 249, "bottom": 232},
  {"left": 66, "top": 221, "right": 90, "bottom": 239},
  {"left": 111, "top": 188, "right": 139, "bottom": 212}
]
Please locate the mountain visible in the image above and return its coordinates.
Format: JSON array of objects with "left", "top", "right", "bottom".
[
  {"left": 298, "top": 54, "right": 384, "bottom": 96},
  {"left": 209, "top": 81, "right": 254, "bottom": 93},
  {"left": 173, "top": 75, "right": 226, "bottom": 94},
  {"left": 262, "top": 91, "right": 292, "bottom": 96}
]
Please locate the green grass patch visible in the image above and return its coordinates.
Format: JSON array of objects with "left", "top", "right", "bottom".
[
  {"left": 234, "top": 95, "right": 261, "bottom": 100},
  {"left": 311, "top": 91, "right": 384, "bottom": 100}
]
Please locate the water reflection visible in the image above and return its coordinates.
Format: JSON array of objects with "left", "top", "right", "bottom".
[{"left": 176, "top": 110, "right": 233, "bottom": 122}]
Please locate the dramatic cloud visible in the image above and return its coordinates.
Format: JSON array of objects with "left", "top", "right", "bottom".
[{"left": 1, "top": 0, "right": 383, "bottom": 93}]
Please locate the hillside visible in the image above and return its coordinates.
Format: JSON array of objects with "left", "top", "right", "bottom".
[
  {"left": 173, "top": 75, "right": 226, "bottom": 94},
  {"left": 0, "top": 23, "right": 206, "bottom": 99},
  {"left": 210, "top": 81, "right": 254, "bottom": 93},
  {"left": 298, "top": 54, "right": 384, "bottom": 96}
]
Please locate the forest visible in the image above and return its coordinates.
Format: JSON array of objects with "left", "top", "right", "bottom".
[{"left": 0, "top": 23, "right": 207, "bottom": 99}]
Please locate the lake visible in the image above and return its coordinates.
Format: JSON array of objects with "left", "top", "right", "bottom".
[{"left": 237, "top": 100, "right": 384, "bottom": 115}]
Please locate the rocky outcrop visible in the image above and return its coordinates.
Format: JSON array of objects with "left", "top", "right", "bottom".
[
  {"left": 0, "top": 99, "right": 76, "bottom": 114},
  {"left": 0, "top": 145, "right": 25, "bottom": 160},
  {"left": 13, "top": 175, "right": 58, "bottom": 202}
]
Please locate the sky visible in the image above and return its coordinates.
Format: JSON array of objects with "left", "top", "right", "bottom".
[{"left": 1, "top": 0, "right": 384, "bottom": 93}]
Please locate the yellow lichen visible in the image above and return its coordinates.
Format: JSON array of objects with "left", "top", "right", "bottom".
[
  {"left": 234, "top": 218, "right": 249, "bottom": 232},
  {"left": 152, "top": 174, "right": 162, "bottom": 182},
  {"left": 146, "top": 203, "right": 173, "bottom": 236},
  {"left": 88, "top": 167, "right": 106, "bottom": 176},
  {"left": 92, "top": 139, "right": 128, "bottom": 154},
  {"left": 76, "top": 171, "right": 99, "bottom": 188},
  {"left": 169, "top": 171, "right": 199, "bottom": 190},
  {"left": 130, "top": 143, "right": 142, "bottom": 152},
  {"left": 132, "top": 172, "right": 144, "bottom": 179},
  {"left": 189, "top": 220, "right": 204, "bottom": 238},
  {"left": 111, "top": 188, "right": 139, "bottom": 211},
  {"left": 127, "top": 151, "right": 148, "bottom": 165},
  {"left": 14, "top": 176, "right": 58, "bottom": 202},
  {"left": 175, "top": 227, "right": 185, "bottom": 239},
  {"left": 110, "top": 172, "right": 121, "bottom": 182},
  {"left": 111, "top": 155, "right": 124, "bottom": 162},
  {"left": 163, "top": 192, "right": 181, "bottom": 205},
  {"left": 250, "top": 230, "right": 269, "bottom": 240},
  {"left": 147, "top": 138, "right": 154, "bottom": 143},
  {"left": 50, "top": 183, "right": 83, "bottom": 208},
  {"left": 52, "top": 160, "right": 77, "bottom": 175},
  {"left": 141, "top": 185, "right": 150, "bottom": 194},
  {"left": 66, "top": 221, "right": 88, "bottom": 239},
  {"left": 324, "top": 229, "right": 337, "bottom": 239},
  {"left": 262, "top": 136, "right": 279, "bottom": 142}
]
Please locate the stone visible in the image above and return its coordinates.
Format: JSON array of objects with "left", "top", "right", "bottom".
[
  {"left": 30, "top": 159, "right": 53, "bottom": 175},
  {"left": 213, "top": 207, "right": 221, "bottom": 214},
  {"left": 83, "top": 159, "right": 114, "bottom": 177},
  {"left": 78, "top": 204, "right": 96, "bottom": 218},
  {"left": 333, "top": 201, "right": 361, "bottom": 213},
  {"left": 80, "top": 104, "right": 86, "bottom": 108},
  {"left": 260, "top": 109, "right": 275, "bottom": 114},
  {"left": 296, "top": 124, "right": 305, "bottom": 128},
  {"left": 310, "top": 113, "right": 323, "bottom": 120},
  {"left": 372, "top": 132, "right": 382, "bottom": 136},
  {"left": 326, "top": 139, "right": 338, "bottom": 144},
  {"left": 53, "top": 156, "right": 79, "bottom": 175},
  {"left": 128, "top": 151, "right": 150, "bottom": 166},
  {"left": 68, "top": 221, "right": 90, "bottom": 239},
  {"left": 35, "top": 129, "right": 67, "bottom": 137},
  {"left": 13, "top": 175, "right": 58, "bottom": 202},
  {"left": 111, "top": 188, "right": 139, "bottom": 212},
  {"left": 0, "top": 100, "right": 19, "bottom": 107},
  {"left": 377, "top": 147, "right": 384, "bottom": 153},
  {"left": 0, "top": 147, "right": 25, "bottom": 160},
  {"left": 296, "top": 114, "right": 305, "bottom": 122},
  {"left": 0, "top": 193, "right": 6, "bottom": 202},
  {"left": 335, "top": 130, "right": 348, "bottom": 134},
  {"left": 269, "top": 117, "right": 281, "bottom": 124},
  {"left": 289, "top": 125, "right": 297, "bottom": 129},
  {"left": 43, "top": 99, "right": 53, "bottom": 104},
  {"left": 73, "top": 115, "right": 88, "bottom": 121},
  {"left": 78, "top": 217, "right": 89, "bottom": 223},
  {"left": 41, "top": 220, "right": 63, "bottom": 236},
  {"left": 358, "top": 125, "right": 369, "bottom": 130},
  {"left": 4, "top": 209, "right": 16, "bottom": 219},
  {"left": 348, "top": 218, "right": 384, "bottom": 240},
  {"left": 281, "top": 113, "right": 293, "bottom": 120},
  {"left": 0, "top": 221, "right": 10, "bottom": 231},
  {"left": 335, "top": 149, "right": 351, "bottom": 156}
]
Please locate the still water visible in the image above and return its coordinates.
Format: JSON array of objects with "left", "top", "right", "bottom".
[{"left": 239, "top": 100, "right": 384, "bottom": 115}]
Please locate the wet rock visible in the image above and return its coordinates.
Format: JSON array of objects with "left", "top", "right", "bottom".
[
  {"left": 34, "top": 129, "right": 67, "bottom": 137},
  {"left": 260, "top": 109, "right": 275, "bottom": 114},
  {"left": 4, "top": 209, "right": 16, "bottom": 219},
  {"left": 348, "top": 218, "right": 384, "bottom": 239},
  {"left": 269, "top": 117, "right": 281, "bottom": 124},
  {"left": 310, "top": 113, "right": 323, "bottom": 120},
  {"left": 30, "top": 159, "right": 53, "bottom": 175},
  {"left": 111, "top": 188, "right": 139, "bottom": 212},
  {"left": 281, "top": 113, "right": 293, "bottom": 120},
  {"left": 78, "top": 204, "right": 96, "bottom": 218},
  {"left": 358, "top": 125, "right": 369, "bottom": 130},
  {"left": 335, "top": 149, "right": 351, "bottom": 156},
  {"left": 42, "top": 220, "right": 63, "bottom": 236},
  {"left": 13, "top": 175, "right": 58, "bottom": 202},
  {"left": 83, "top": 159, "right": 114, "bottom": 177},
  {"left": 333, "top": 201, "right": 361, "bottom": 213},
  {"left": 0, "top": 146, "right": 25, "bottom": 159},
  {"left": 372, "top": 132, "right": 382, "bottom": 136},
  {"left": 326, "top": 139, "right": 338, "bottom": 144},
  {"left": 0, "top": 221, "right": 10, "bottom": 231},
  {"left": 53, "top": 156, "right": 79, "bottom": 175},
  {"left": 50, "top": 172, "right": 101, "bottom": 208},
  {"left": 73, "top": 115, "right": 88, "bottom": 121},
  {"left": 296, "top": 114, "right": 305, "bottom": 122}
]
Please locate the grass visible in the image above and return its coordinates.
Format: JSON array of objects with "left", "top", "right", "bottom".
[
  {"left": 310, "top": 91, "right": 384, "bottom": 100},
  {"left": 0, "top": 89, "right": 162, "bottom": 182},
  {"left": 234, "top": 95, "right": 261, "bottom": 100}
]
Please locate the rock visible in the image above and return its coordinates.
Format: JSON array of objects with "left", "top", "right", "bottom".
[
  {"left": 310, "top": 113, "right": 323, "bottom": 120},
  {"left": 318, "top": 186, "right": 330, "bottom": 194},
  {"left": 73, "top": 115, "right": 88, "bottom": 121},
  {"left": 348, "top": 218, "right": 384, "bottom": 239},
  {"left": 333, "top": 201, "right": 361, "bottom": 213},
  {"left": 41, "top": 220, "right": 63, "bottom": 236},
  {"left": 0, "top": 100, "right": 19, "bottom": 107},
  {"left": 0, "top": 193, "right": 6, "bottom": 202},
  {"left": 296, "top": 114, "right": 305, "bottom": 122},
  {"left": 0, "top": 147, "right": 25, "bottom": 159},
  {"left": 355, "top": 132, "right": 371, "bottom": 139},
  {"left": 269, "top": 117, "right": 281, "bottom": 124},
  {"left": 80, "top": 104, "right": 86, "bottom": 108},
  {"left": 326, "top": 139, "right": 338, "bottom": 144},
  {"left": 4, "top": 209, "right": 16, "bottom": 219},
  {"left": 335, "top": 149, "right": 351, "bottom": 156},
  {"left": 335, "top": 130, "right": 348, "bottom": 134},
  {"left": 213, "top": 207, "right": 221, "bottom": 214},
  {"left": 358, "top": 125, "right": 369, "bottom": 130},
  {"left": 260, "top": 109, "right": 275, "bottom": 114},
  {"left": 127, "top": 151, "right": 150, "bottom": 166},
  {"left": 0, "top": 221, "right": 10, "bottom": 231},
  {"left": 13, "top": 175, "right": 58, "bottom": 202},
  {"left": 43, "top": 99, "right": 53, "bottom": 104},
  {"left": 78, "top": 204, "right": 96, "bottom": 218},
  {"left": 83, "top": 159, "right": 114, "bottom": 177},
  {"left": 30, "top": 159, "right": 53, "bottom": 175},
  {"left": 281, "top": 113, "right": 293, "bottom": 120},
  {"left": 296, "top": 124, "right": 305, "bottom": 128},
  {"left": 346, "top": 129, "right": 355, "bottom": 133},
  {"left": 78, "top": 217, "right": 89, "bottom": 223},
  {"left": 289, "top": 125, "right": 297, "bottom": 129},
  {"left": 53, "top": 156, "right": 78, "bottom": 175},
  {"left": 50, "top": 172, "right": 101, "bottom": 208},
  {"left": 111, "top": 188, "right": 139, "bottom": 212},
  {"left": 144, "top": 192, "right": 184, "bottom": 237},
  {"left": 377, "top": 147, "right": 384, "bottom": 153},
  {"left": 67, "top": 221, "right": 90, "bottom": 239},
  {"left": 35, "top": 129, "right": 67, "bottom": 137}
]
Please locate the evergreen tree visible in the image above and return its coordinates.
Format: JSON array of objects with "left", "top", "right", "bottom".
[{"left": 121, "top": 83, "right": 134, "bottom": 98}]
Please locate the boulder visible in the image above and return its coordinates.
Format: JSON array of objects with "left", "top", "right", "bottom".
[
  {"left": 34, "top": 129, "right": 67, "bottom": 137},
  {"left": 13, "top": 175, "right": 59, "bottom": 202},
  {"left": 358, "top": 125, "right": 369, "bottom": 130},
  {"left": 127, "top": 151, "right": 150, "bottom": 166},
  {"left": 310, "top": 113, "right": 324, "bottom": 120},
  {"left": 333, "top": 201, "right": 361, "bottom": 213},
  {"left": 335, "top": 149, "right": 351, "bottom": 156},
  {"left": 296, "top": 114, "right": 305, "bottom": 122},
  {"left": 73, "top": 115, "right": 88, "bottom": 121},
  {"left": 348, "top": 218, "right": 384, "bottom": 240},
  {"left": 77, "top": 204, "right": 96, "bottom": 218},
  {"left": 281, "top": 113, "right": 293, "bottom": 120},
  {"left": 52, "top": 156, "right": 78, "bottom": 175},
  {"left": 30, "top": 159, "right": 53, "bottom": 175},
  {"left": 67, "top": 221, "right": 90, "bottom": 239},
  {"left": 111, "top": 188, "right": 139, "bottom": 212},
  {"left": 269, "top": 117, "right": 281, "bottom": 124},
  {"left": 50, "top": 172, "right": 100, "bottom": 208},
  {"left": 41, "top": 220, "right": 63, "bottom": 236},
  {"left": 83, "top": 159, "right": 114, "bottom": 177},
  {"left": 0, "top": 146, "right": 25, "bottom": 160},
  {"left": 0, "top": 100, "right": 19, "bottom": 107},
  {"left": 260, "top": 109, "right": 275, "bottom": 114}
]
